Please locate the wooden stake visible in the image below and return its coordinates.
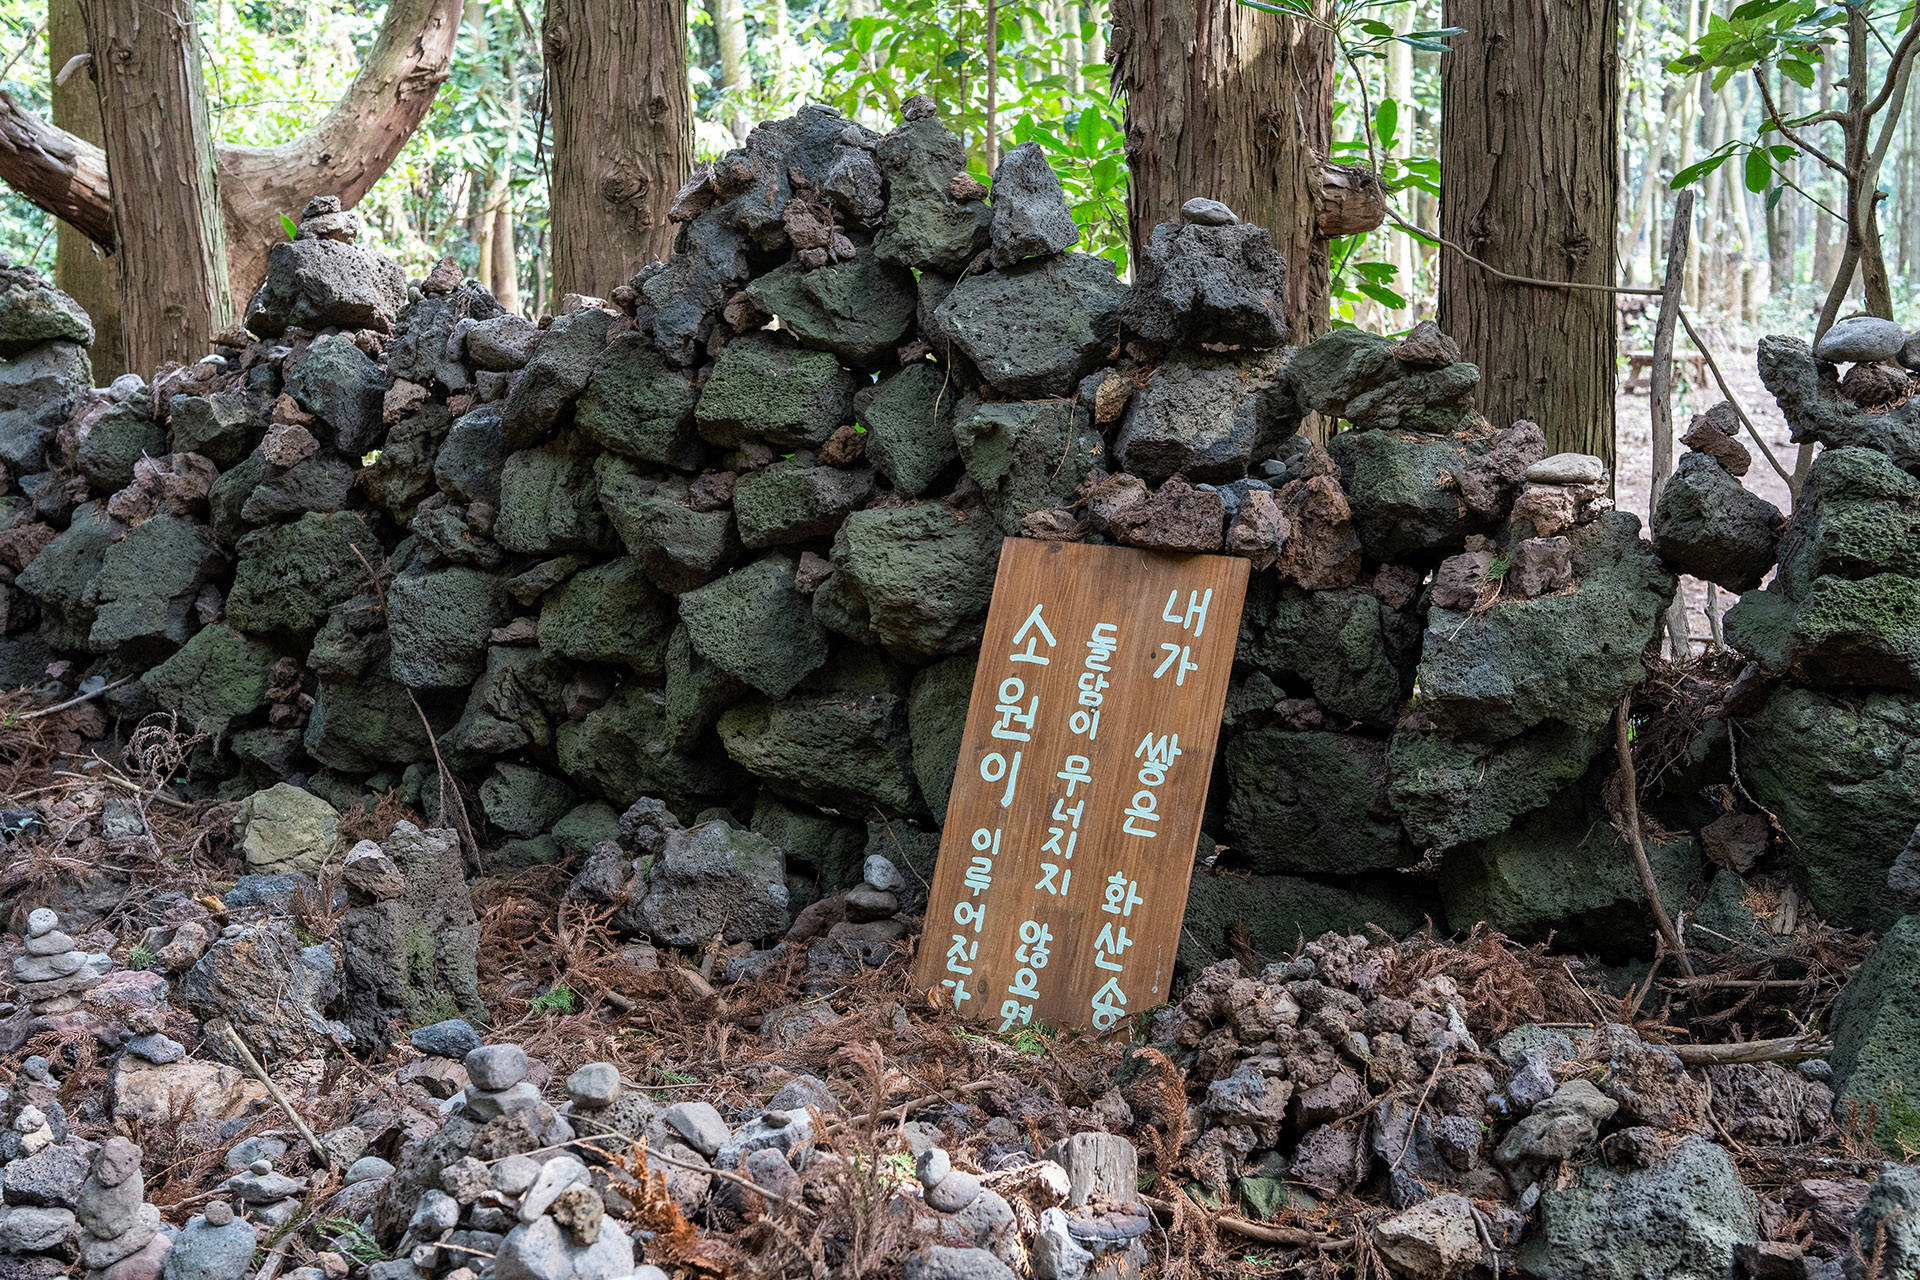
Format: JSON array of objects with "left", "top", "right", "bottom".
[{"left": 1651, "top": 191, "right": 1695, "bottom": 659}]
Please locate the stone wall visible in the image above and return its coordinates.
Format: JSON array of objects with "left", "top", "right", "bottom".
[{"left": 0, "top": 100, "right": 1805, "bottom": 969}]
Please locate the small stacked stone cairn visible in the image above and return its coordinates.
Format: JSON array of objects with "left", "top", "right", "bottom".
[
  {"left": 378, "top": 1041, "right": 656, "bottom": 1280},
  {"left": 9, "top": 1104, "right": 51, "bottom": 1157},
  {"left": 13, "top": 909, "right": 110, "bottom": 1014},
  {"left": 76, "top": 1137, "right": 168, "bottom": 1280},
  {"left": 225, "top": 1156, "right": 308, "bottom": 1228},
  {"left": 459, "top": 1043, "right": 542, "bottom": 1122},
  {"left": 1811, "top": 314, "right": 1919, "bottom": 409},
  {"left": 840, "top": 853, "right": 907, "bottom": 942}
]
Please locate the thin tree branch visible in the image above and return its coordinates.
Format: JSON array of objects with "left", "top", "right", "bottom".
[
  {"left": 1386, "top": 210, "right": 1664, "bottom": 294},
  {"left": 1861, "top": 0, "right": 1920, "bottom": 120},
  {"left": 1752, "top": 66, "right": 1847, "bottom": 174},
  {"left": 1614, "top": 697, "right": 1697, "bottom": 978}
]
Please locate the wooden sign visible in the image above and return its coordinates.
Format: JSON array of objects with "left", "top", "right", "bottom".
[{"left": 915, "top": 538, "right": 1250, "bottom": 1032}]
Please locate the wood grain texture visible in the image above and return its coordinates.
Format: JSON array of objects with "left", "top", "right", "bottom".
[
  {"left": 544, "top": 0, "right": 692, "bottom": 303},
  {"left": 80, "top": 0, "right": 230, "bottom": 377},
  {"left": 1438, "top": 0, "right": 1619, "bottom": 465},
  {"left": 914, "top": 539, "right": 1249, "bottom": 1032},
  {"left": 48, "top": 0, "right": 120, "bottom": 377}
]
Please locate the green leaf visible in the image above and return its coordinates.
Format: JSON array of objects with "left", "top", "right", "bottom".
[
  {"left": 1743, "top": 147, "right": 1771, "bottom": 193},
  {"left": 1671, "top": 151, "right": 1732, "bottom": 188},
  {"left": 1359, "top": 282, "right": 1407, "bottom": 309},
  {"left": 1375, "top": 98, "right": 1399, "bottom": 151},
  {"left": 1779, "top": 56, "right": 1816, "bottom": 86},
  {"left": 1766, "top": 184, "right": 1785, "bottom": 210},
  {"left": 279, "top": 213, "right": 298, "bottom": 241}
]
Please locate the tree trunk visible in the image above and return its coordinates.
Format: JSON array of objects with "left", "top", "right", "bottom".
[
  {"left": 80, "top": 0, "right": 230, "bottom": 375},
  {"left": 0, "top": 0, "right": 461, "bottom": 306},
  {"left": 1811, "top": 56, "right": 1835, "bottom": 294},
  {"left": 1766, "top": 69, "right": 1794, "bottom": 295},
  {"left": 1113, "top": 0, "right": 1382, "bottom": 345},
  {"left": 1438, "top": 0, "right": 1620, "bottom": 467},
  {"left": 544, "top": 0, "right": 692, "bottom": 305},
  {"left": 716, "top": 0, "right": 748, "bottom": 140},
  {"left": 49, "top": 0, "right": 121, "bottom": 378}
]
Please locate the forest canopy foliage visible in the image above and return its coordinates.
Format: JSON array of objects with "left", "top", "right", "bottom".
[{"left": 0, "top": 0, "right": 1913, "bottom": 331}]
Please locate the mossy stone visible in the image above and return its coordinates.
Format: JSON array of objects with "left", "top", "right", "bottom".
[
  {"left": 227, "top": 512, "right": 384, "bottom": 640},
  {"left": 141, "top": 624, "right": 278, "bottom": 739},
  {"left": 538, "top": 556, "right": 676, "bottom": 675},
  {"left": 678, "top": 553, "right": 829, "bottom": 698},
  {"left": 575, "top": 330, "right": 701, "bottom": 470}
]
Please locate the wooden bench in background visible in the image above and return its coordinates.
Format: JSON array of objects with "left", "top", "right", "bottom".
[{"left": 1622, "top": 349, "right": 1711, "bottom": 393}]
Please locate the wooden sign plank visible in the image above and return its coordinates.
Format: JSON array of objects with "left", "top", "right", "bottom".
[{"left": 914, "top": 538, "right": 1250, "bottom": 1033}]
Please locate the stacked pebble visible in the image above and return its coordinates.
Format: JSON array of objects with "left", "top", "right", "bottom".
[
  {"left": 225, "top": 1157, "right": 308, "bottom": 1228},
  {"left": 8, "top": 1105, "right": 50, "bottom": 1157},
  {"left": 76, "top": 1137, "right": 167, "bottom": 1280},
  {"left": 375, "top": 1043, "right": 659, "bottom": 1280},
  {"left": 12, "top": 909, "right": 111, "bottom": 1014},
  {"left": 459, "top": 1044, "right": 545, "bottom": 1123}
]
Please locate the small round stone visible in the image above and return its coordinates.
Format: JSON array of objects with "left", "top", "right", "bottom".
[
  {"left": 1814, "top": 315, "right": 1907, "bottom": 364},
  {"left": 566, "top": 1063, "right": 620, "bottom": 1109},
  {"left": 25, "top": 909, "right": 56, "bottom": 938},
  {"left": 463, "top": 1043, "right": 529, "bottom": 1091},
  {"left": 344, "top": 1156, "right": 394, "bottom": 1185},
  {"left": 843, "top": 885, "right": 900, "bottom": 923},
  {"left": 248, "top": 1160, "right": 272, "bottom": 1176},
  {"left": 861, "top": 854, "right": 906, "bottom": 893},
  {"left": 1179, "top": 196, "right": 1240, "bottom": 226},
  {"left": 925, "top": 1168, "right": 981, "bottom": 1212},
  {"left": 916, "top": 1147, "right": 951, "bottom": 1190},
  {"left": 492, "top": 1154, "right": 541, "bottom": 1196},
  {"left": 203, "top": 1201, "right": 234, "bottom": 1227},
  {"left": 1525, "top": 452, "right": 1608, "bottom": 486}
]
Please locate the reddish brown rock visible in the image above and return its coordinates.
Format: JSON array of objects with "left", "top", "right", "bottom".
[
  {"left": 1110, "top": 476, "right": 1225, "bottom": 553},
  {"left": 1273, "top": 474, "right": 1362, "bottom": 588}
]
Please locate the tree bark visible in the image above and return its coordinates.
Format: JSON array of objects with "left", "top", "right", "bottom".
[
  {"left": 0, "top": 0, "right": 460, "bottom": 307},
  {"left": 1438, "top": 0, "right": 1620, "bottom": 467},
  {"left": 544, "top": 0, "right": 692, "bottom": 305},
  {"left": 715, "top": 0, "right": 749, "bottom": 140},
  {"left": 1113, "top": 0, "right": 1381, "bottom": 345},
  {"left": 49, "top": 0, "right": 121, "bottom": 378},
  {"left": 80, "top": 0, "right": 230, "bottom": 375}
]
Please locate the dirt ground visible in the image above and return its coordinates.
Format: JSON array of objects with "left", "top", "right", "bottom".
[{"left": 1612, "top": 330, "right": 1800, "bottom": 650}]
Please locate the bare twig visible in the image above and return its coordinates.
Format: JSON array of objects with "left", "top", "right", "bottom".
[
  {"left": 218, "top": 1024, "right": 334, "bottom": 1168},
  {"left": 20, "top": 676, "right": 134, "bottom": 720},
  {"left": 1668, "top": 1035, "right": 1832, "bottom": 1066},
  {"left": 1139, "top": 1193, "right": 1353, "bottom": 1250},
  {"left": 1614, "top": 697, "right": 1696, "bottom": 978}
]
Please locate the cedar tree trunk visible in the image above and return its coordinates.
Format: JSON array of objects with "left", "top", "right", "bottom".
[
  {"left": 1439, "top": 0, "right": 1620, "bottom": 466},
  {"left": 1111, "top": 0, "right": 1383, "bottom": 345},
  {"left": 544, "top": 0, "right": 693, "bottom": 303},
  {"left": 80, "top": 0, "right": 231, "bottom": 375},
  {"left": 0, "top": 0, "right": 460, "bottom": 308},
  {"left": 49, "top": 0, "right": 121, "bottom": 377}
]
